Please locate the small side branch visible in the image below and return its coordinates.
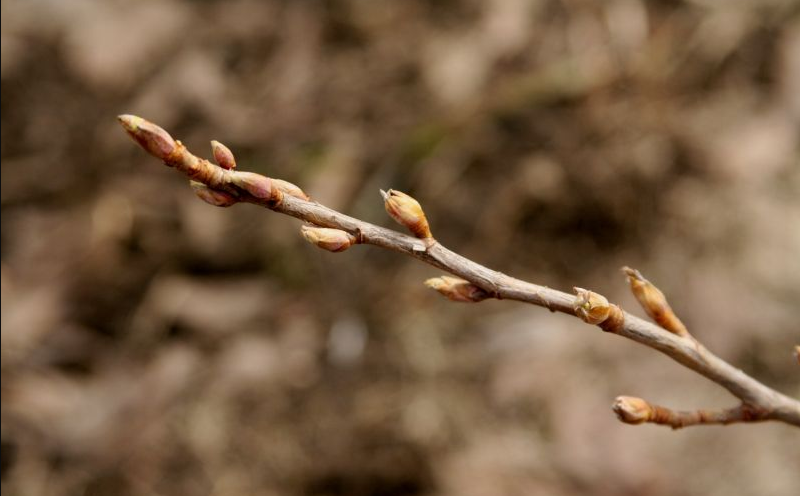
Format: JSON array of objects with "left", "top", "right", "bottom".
[{"left": 613, "top": 396, "right": 767, "bottom": 429}]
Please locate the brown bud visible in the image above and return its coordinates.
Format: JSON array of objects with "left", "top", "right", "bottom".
[
  {"left": 424, "top": 276, "right": 488, "bottom": 303},
  {"left": 230, "top": 171, "right": 273, "bottom": 199},
  {"left": 613, "top": 396, "right": 653, "bottom": 424},
  {"left": 381, "top": 189, "right": 432, "bottom": 239},
  {"left": 573, "top": 287, "right": 611, "bottom": 325},
  {"left": 622, "top": 267, "right": 688, "bottom": 337},
  {"left": 301, "top": 226, "right": 357, "bottom": 252},
  {"left": 118, "top": 114, "right": 177, "bottom": 161},
  {"left": 210, "top": 140, "right": 236, "bottom": 170},
  {"left": 273, "top": 179, "right": 309, "bottom": 201},
  {"left": 190, "top": 181, "right": 238, "bottom": 207}
]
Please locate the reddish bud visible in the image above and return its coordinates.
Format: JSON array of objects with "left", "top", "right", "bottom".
[
  {"left": 381, "top": 189, "right": 432, "bottom": 239},
  {"left": 613, "top": 396, "right": 653, "bottom": 424},
  {"left": 301, "top": 226, "right": 357, "bottom": 252},
  {"left": 424, "top": 276, "right": 488, "bottom": 302},
  {"left": 190, "top": 181, "right": 238, "bottom": 207},
  {"left": 210, "top": 140, "right": 236, "bottom": 170},
  {"left": 273, "top": 179, "right": 310, "bottom": 201},
  {"left": 230, "top": 171, "right": 272, "bottom": 199},
  {"left": 118, "top": 114, "right": 177, "bottom": 161}
]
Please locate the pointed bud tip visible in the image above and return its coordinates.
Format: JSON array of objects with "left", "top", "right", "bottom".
[
  {"left": 210, "top": 140, "right": 236, "bottom": 170},
  {"left": 117, "top": 114, "right": 177, "bottom": 160},
  {"left": 117, "top": 114, "right": 142, "bottom": 132},
  {"left": 621, "top": 266, "right": 644, "bottom": 281},
  {"left": 382, "top": 188, "right": 432, "bottom": 239}
]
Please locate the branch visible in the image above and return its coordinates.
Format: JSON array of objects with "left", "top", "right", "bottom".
[
  {"left": 117, "top": 115, "right": 800, "bottom": 429},
  {"left": 612, "top": 397, "right": 766, "bottom": 429}
]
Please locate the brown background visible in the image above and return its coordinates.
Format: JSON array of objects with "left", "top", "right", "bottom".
[{"left": 2, "top": 1, "right": 799, "bottom": 495}]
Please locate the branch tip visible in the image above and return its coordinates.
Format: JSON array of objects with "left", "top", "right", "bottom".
[
  {"left": 613, "top": 396, "right": 652, "bottom": 424},
  {"left": 117, "top": 114, "right": 177, "bottom": 161}
]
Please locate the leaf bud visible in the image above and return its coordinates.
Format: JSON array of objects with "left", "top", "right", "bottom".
[
  {"left": 424, "top": 276, "right": 488, "bottom": 302},
  {"left": 573, "top": 287, "right": 611, "bottom": 325},
  {"left": 230, "top": 171, "right": 273, "bottom": 199},
  {"left": 273, "top": 179, "right": 310, "bottom": 201},
  {"left": 622, "top": 267, "right": 688, "bottom": 337},
  {"left": 612, "top": 396, "right": 653, "bottom": 424},
  {"left": 190, "top": 181, "right": 238, "bottom": 207},
  {"left": 210, "top": 140, "right": 236, "bottom": 170},
  {"left": 380, "top": 189, "right": 432, "bottom": 239},
  {"left": 300, "top": 226, "right": 357, "bottom": 252},
  {"left": 118, "top": 114, "right": 177, "bottom": 161}
]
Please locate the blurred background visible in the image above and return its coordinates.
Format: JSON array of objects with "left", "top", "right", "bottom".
[{"left": 2, "top": 0, "right": 800, "bottom": 495}]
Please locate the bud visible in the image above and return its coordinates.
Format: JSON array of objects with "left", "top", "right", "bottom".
[
  {"left": 118, "top": 114, "right": 177, "bottom": 161},
  {"left": 622, "top": 267, "right": 688, "bottom": 337},
  {"left": 381, "top": 189, "right": 432, "bottom": 239},
  {"left": 300, "top": 226, "right": 357, "bottom": 252},
  {"left": 424, "top": 276, "right": 488, "bottom": 302},
  {"left": 230, "top": 171, "right": 273, "bottom": 199},
  {"left": 273, "top": 179, "right": 310, "bottom": 201},
  {"left": 613, "top": 396, "right": 653, "bottom": 424},
  {"left": 190, "top": 181, "right": 238, "bottom": 207},
  {"left": 573, "top": 287, "right": 611, "bottom": 325},
  {"left": 210, "top": 140, "right": 236, "bottom": 170}
]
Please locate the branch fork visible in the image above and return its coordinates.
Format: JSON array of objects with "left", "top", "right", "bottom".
[{"left": 118, "top": 115, "right": 800, "bottom": 430}]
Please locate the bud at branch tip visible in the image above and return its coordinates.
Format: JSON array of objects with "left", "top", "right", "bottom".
[
  {"left": 117, "top": 114, "right": 177, "bottom": 161},
  {"left": 425, "top": 276, "right": 488, "bottom": 303},
  {"left": 613, "top": 396, "right": 653, "bottom": 424}
]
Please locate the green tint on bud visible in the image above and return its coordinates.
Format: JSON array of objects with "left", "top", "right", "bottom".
[
  {"left": 612, "top": 396, "right": 653, "bottom": 425},
  {"left": 573, "top": 287, "right": 611, "bottom": 325},
  {"left": 190, "top": 181, "right": 238, "bottom": 207},
  {"left": 210, "top": 140, "right": 236, "bottom": 170},
  {"left": 380, "top": 189, "right": 432, "bottom": 239},
  {"left": 424, "top": 276, "right": 488, "bottom": 303},
  {"left": 273, "top": 179, "right": 310, "bottom": 201},
  {"left": 300, "top": 226, "right": 357, "bottom": 252},
  {"left": 117, "top": 114, "right": 177, "bottom": 161},
  {"left": 230, "top": 171, "right": 273, "bottom": 199}
]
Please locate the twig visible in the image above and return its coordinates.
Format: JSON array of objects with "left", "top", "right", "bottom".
[
  {"left": 117, "top": 115, "right": 800, "bottom": 429},
  {"left": 613, "top": 396, "right": 766, "bottom": 429}
]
